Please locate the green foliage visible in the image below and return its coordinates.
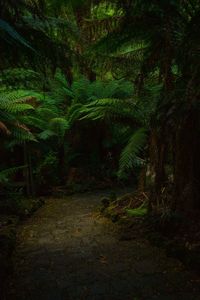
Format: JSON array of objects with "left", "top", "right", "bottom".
[
  {"left": 0, "top": 166, "right": 26, "bottom": 185},
  {"left": 1, "top": 68, "right": 39, "bottom": 89},
  {"left": 0, "top": 90, "right": 36, "bottom": 142},
  {"left": 126, "top": 206, "right": 147, "bottom": 217},
  {"left": 118, "top": 128, "right": 147, "bottom": 178},
  {"left": 0, "top": 0, "right": 199, "bottom": 213},
  {"left": 49, "top": 118, "right": 69, "bottom": 139},
  {"left": 80, "top": 98, "right": 135, "bottom": 122}
]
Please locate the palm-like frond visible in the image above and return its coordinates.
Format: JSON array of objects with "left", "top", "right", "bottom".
[
  {"left": 79, "top": 98, "right": 138, "bottom": 126},
  {"left": 118, "top": 128, "right": 147, "bottom": 178},
  {"left": 0, "top": 90, "right": 36, "bottom": 142}
]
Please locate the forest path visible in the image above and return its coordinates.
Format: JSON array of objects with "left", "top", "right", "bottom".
[{"left": 7, "top": 193, "right": 200, "bottom": 300}]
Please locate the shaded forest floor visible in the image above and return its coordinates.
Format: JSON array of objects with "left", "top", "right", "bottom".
[{"left": 5, "top": 193, "right": 200, "bottom": 300}]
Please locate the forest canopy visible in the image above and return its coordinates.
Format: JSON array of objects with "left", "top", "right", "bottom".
[{"left": 1, "top": 0, "right": 200, "bottom": 213}]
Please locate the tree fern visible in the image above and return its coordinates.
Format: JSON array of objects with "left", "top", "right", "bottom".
[
  {"left": 79, "top": 98, "right": 137, "bottom": 125},
  {"left": 118, "top": 128, "right": 147, "bottom": 178},
  {"left": 0, "top": 90, "right": 36, "bottom": 142}
]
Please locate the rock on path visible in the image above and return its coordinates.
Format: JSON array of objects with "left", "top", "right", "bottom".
[{"left": 6, "top": 193, "right": 200, "bottom": 300}]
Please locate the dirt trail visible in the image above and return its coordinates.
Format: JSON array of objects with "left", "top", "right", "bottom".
[{"left": 6, "top": 193, "right": 200, "bottom": 300}]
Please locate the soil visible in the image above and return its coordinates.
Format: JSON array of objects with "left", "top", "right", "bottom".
[{"left": 5, "top": 192, "right": 200, "bottom": 300}]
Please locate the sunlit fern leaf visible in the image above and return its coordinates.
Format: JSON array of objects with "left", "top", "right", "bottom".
[
  {"left": 126, "top": 205, "right": 147, "bottom": 217},
  {"left": 0, "top": 90, "right": 37, "bottom": 106},
  {"left": 0, "top": 90, "right": 37, "bottom": 141},
  {"left": 118, "top": 128, "right": 147, "bottom": 178},
  {"left": 38, "top": 129, "right": 56, "bottom": 140},
  {"left": 21, "top": 116, "right": 47, "bottom": 130},
  {"left": 80, "top": 98, "right": 136, "bottom": 125},
  {"left": 1, "top": 103, "right": 34, "bottom": 113},
  {"left": 67, "top": 103, "right": 83, "bottom": 126}
]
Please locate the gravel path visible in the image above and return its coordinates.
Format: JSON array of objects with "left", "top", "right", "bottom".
[{"left": 6, "top": 193, "right": 200, "bottom": 300}]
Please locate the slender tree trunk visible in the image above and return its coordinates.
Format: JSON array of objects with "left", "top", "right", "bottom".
[
  {"left": 149, "top": 129, "right": 166, "bottom": 207},
  {"left": 74, "top": 1, "right": 96, "bottom": 80}
]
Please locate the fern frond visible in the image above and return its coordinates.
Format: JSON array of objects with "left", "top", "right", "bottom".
[
  {"left": 11, "top": 127, "right": 37, "bottom": 143},
  {"left": 38, "top": 129, "right": 55, "bottom": 140},
  {"left": 21, "top": 116, "right": 46, "bottom": 130},
  {"left": 49, "top": 117, "right": 69, "bottom": 137},
  {"left": 83, "top": 16, "right": 122, "bottom": 41},
  {"left": 36, "top": 107, "right": 58, "bottom": 120},
  {"left": 67, "top": 103, "right": 83, "bottom": 126},
  {"left": 118, "top": 128, "right": 147, "bottom": 178},
  {"left": 0, "top": 166, "right": 26, "bottom": 184},
  {"left": 1, "top": 103, "right": 34, "bottom": 113},
  {"left": 0, "top": 90, "right": 37, "bottom": 111},
  {"left": 80, "top": 98, "right": 136, "bottom": 125}
]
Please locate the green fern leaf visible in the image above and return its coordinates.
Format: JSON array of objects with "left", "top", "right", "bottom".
[{"left": 118, "top": 128, "right": 147, "bottom": 178}]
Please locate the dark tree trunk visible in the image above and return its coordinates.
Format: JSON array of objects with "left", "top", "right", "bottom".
[
  {"left": 174, "top": 110, "right": 200, "bottom": 211},
  {"left": 149, "top": 129, "right": 166, "bottom": 207}
]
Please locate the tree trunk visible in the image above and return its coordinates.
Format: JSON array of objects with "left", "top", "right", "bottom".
[{"left": 174, "top": 110, "right": 200, "bottom": 211}]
